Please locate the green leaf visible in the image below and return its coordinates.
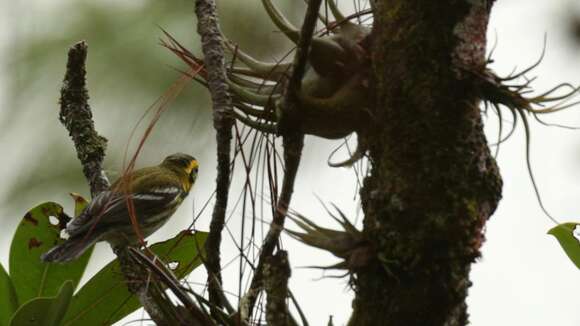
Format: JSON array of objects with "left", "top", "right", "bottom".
[
  {"left": 63, "top": 230, "right": 208, "bottom": 326},
  {"left": 9, "top": 281, "right": 74, "bottom": 326},
  {"left": 9, "top": 202, "right": 93, "bottom": 304},
  {"left": 0, "top": 263, "right": 18, "bottom": 326},
  {"left": 548, "top": 222, "right": 580, "bottom": 269}
]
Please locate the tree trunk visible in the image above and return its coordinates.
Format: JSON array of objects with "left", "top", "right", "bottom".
[{"left": 351, "top": 1, "right": 502, "bottom": 325}]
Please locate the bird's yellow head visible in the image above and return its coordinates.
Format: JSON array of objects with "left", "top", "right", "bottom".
[{"left": 161, "top": 153, "right": 198, "bottom": 191}]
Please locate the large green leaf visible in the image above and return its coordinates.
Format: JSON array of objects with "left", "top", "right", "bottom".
[
  {"left": 9, "top": 201, "right": 93, "bottom": 304},
  {"left": 0, "top": 263, "right": 18, "bottom": 326},
  {"left": 62, "top": 230, "right": 208, "bottom": 326},
  {"left": 9, "top": 281, "right": 74, "bottom": 326},
  {"left": 548, "top": 222, "right": 580, "bottom": 269}
]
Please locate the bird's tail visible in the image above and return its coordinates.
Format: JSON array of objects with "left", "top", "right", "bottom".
[{"left": 41, "top": 232, "right": 100, "bottom": 263}]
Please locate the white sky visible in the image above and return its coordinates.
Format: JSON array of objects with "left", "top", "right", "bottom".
[{"left": 0, "top": 1, "right": 579, "bottom": 325}]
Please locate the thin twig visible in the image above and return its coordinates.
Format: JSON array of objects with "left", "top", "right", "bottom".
[
  {"left": 289, "top": 290, "right": 310, "bottom": 326},
  {"left": 241, "top": 0, "right": 322, "bottom": 320},
  {"left": 194, "top": 0, "right": 235, "bottom": 315}
]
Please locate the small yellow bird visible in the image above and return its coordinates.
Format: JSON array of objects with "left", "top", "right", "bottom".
[{"left": 41, "top": 153, "right": 198, "bottom": 263}]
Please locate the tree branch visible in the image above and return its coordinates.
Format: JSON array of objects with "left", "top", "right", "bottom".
[
  {"left": 241, "top": 0, "right": 322, "bottom": 320},
  {"left": 351, "top": 1, "right": 502, "bottom": 324},
  {"left": 194, "top": 0, "right": 234, "bottom": 313},
  {"left": 58, "top": 41, "right": 109, "bottom": 197},
  {"left": 264, "top": 251, "right": 291, "bottom": 326},
  {"left": 58, "top": 41, "right": 177, "bottom": 325}
]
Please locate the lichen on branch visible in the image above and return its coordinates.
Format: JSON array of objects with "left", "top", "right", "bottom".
[
  {"left": 57, "top": 41, "right": 178, "bottom": 325},
  {"left": 58, "top": 41, "right": 109, "bottom": 196}
]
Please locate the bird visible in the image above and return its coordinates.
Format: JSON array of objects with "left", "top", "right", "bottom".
[{"left": 41, "top": 153, "right": 198, "bottom": 263}]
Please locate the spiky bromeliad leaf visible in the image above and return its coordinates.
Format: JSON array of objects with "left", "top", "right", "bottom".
[
  {"left": 162, "top": 0, "right": 372, "bottom": 165},
  {"left": 472, "top": 48, "right": 580, "bottom": 225},
  {"left": 285, "top": 204, "right": 372, "bottom": 271}
]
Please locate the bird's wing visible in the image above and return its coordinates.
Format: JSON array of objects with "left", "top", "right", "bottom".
[{"left": 66, "top": 186, "right": 184, "bottom": 237}]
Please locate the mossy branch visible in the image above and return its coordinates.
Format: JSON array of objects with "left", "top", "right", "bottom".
[
  {"left": 58, "top": 41, "right": 109, "bottom": 197},
  {"left": 58, "top": 41, "right": 178, "bottom": 325}
]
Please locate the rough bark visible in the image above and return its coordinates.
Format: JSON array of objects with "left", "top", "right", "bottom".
[
  {"left": 58, "top": 41, "right": 109, "bottom": 197},
  {"left": 264, "top": 251, "right": 291, "bottom": 326},
  {"left": 59, "top": 41, "right": 185, "bottom": 325},
  {"left": 194, "top": 0, "right": 234, "bottom": 312},
  {"left": 351, "top": 1, "right": 502, "bottom": 325}
]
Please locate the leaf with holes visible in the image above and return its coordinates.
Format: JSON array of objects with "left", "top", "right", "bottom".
[
  {"left": 62, "top": 230, "right": 208, "bottom": 326},
  {"left": 548, "top": 222, "right": 580, "bottom": 269},
  {"left": 0, "top": 263, "right": 18, "bottom": 326},
  {"left": 9, "top": 202, "right": 93, "bottom": 304},
  {"left": 9, "top": 280, "right": 73, "bottom": 326}
]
